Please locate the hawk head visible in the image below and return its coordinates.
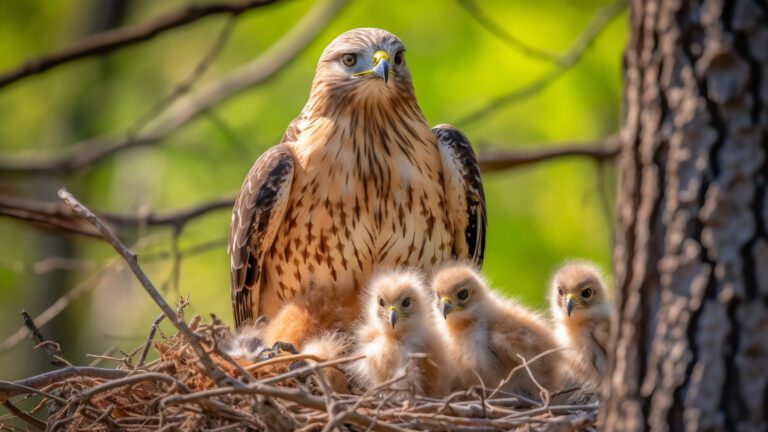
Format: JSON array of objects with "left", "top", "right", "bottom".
[
  {"left": 311, "top": 28, "right": 414, "bottom": 104},
  {"left": 549, "top": 261, "right": 611, "bottom": 321}
]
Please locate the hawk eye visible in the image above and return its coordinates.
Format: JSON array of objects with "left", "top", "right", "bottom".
[
  {"left": 341, "top": 53, "right": 357, "bottom": 67},
  {"left": 394, "top": 50, "right": 404, "bottom": 66},
  {"left": 558, "top": 288, "right": 564, "bottom": 296},
  {"left": 379, "top": 298, "right": 385, "bottom": 307},
  {"left": 581, "top": 288, "right": 593, "bottom": 299},
  {"left": 402, "top": 297, "right": 411, "bottom": 307},
  {"left": 457, "top": 289, "right": 469, "bottom": 300}
]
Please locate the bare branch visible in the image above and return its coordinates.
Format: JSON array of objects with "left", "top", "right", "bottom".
[
  {"left": 0, "top": 401, "right": 45, "bottom": 431},
  {"left": 0, "top": 0, "right": 348, "bottom": 177},
  {"left": 455, "top": 0, "right": 561, "bottom": 63},
  {"left": 455, "top": 0, "right": 627, "bottom": 127},
  {"left": 0, "top": 259, "right": 125, "bottom": 354},
  {"left": 134, "top": 314, "right": 165, "bottom": 371},
  {"left": 0, "top": 367, "right": 129, "bottom": 401},
  {"left": 0, "top": 0, "right": 278, "bottom": 89},
  {"left": 20, "top": 311, "right": 68, "bottom": 368},
  {"left": 0, "top": 139, "right": 617, "bottom": 238},
  {"left": 478, "top": 137, "right": 619, "bottom": 172},
  {"left": 0, "top": 194, "right": 233, "bottom": 236},
  {"left": 57, "top": 188, "right": 239, "bottom": 388}
]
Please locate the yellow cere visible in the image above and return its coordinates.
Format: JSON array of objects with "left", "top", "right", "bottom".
[
  {"left": 352, "top": 51, "right": 392, "bottom": 77},
  {"left": 373, "top": 50, "right": 389, "bottom": 65}
]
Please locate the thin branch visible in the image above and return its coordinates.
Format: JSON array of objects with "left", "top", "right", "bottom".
[
  {"left": 0, "top": 235, "right": 223, "bottom": 354},
  {"left": 0, "top": 259, "right": 125, "bottom": 353},
  {"left": 455, "top": 0, "right": 561, "bottom": 63},
  {"left": 478, "top": 137, "right": 619, "bottom": 172},
  {"left": 0, "top": 401, "right": 45, "bottom": 431},
  {"left": 0, "top": 194, "right": 234, "bottom": 236},
  {"left": 0, "top": 0, "right": 278, "bottom": 89},
  {"left": 454, "top": 0, "right": 627, "bottom": 127},
  {"left": 162, "top": 381, "right": 407, "bottom": 432},
  {"left": 0, "top": 0, "right": 348, "bottom": 176},
  {"left": 0, "top": 140, "right": 618, "bottom": 238},
  {"left": 126, "top": 17, "right": 236, "bottom": 140},
  {"left": 20, "top": 311, "right": 68, "bottom": 368},
  {"left": 0, "top": 367, "right": 129, "bottom": 401},
  {"left": 57, "top": 188, "right": 239, "bottom": 388},
  {"left": 134, "top": 314, "right": 166, "bottom": 371}
]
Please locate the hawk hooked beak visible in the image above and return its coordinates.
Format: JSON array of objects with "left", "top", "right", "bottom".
[
  {"left": 441, "top": 297, "right": 454, "bottom": 319},
  {"left": 566, "top": 294, "right": 575, "bottom": 318},
  {"left": 372, "top": 51, "right": 390, "bottom": 83},
  {"left": 389, "top": 305, "right": 398, "bottom": 329},
  {"left": 351, "top": 50, "right": 390, "bottom": 83}
]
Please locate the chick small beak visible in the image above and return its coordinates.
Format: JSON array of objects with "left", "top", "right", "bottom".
[
  {"left": 566, "top": 294, "right": 575, "bottom": 318},
  {"left": 389, "top": 306, "right": 398, "bottom": 329},
  {"left": 441, "top": 297, "right": 454, "bottom": 319},
  {"left": 372, "top": 50, "right": 390, "bottom": 83}
]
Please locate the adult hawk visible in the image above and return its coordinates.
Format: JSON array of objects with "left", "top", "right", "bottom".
[{"left": 229, "top": 28, "right": 486, "bottom": 348}]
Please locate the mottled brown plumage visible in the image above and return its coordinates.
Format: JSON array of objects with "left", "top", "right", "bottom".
[{"left": 229, "top": 28, "right": 486, "bottom": 348}]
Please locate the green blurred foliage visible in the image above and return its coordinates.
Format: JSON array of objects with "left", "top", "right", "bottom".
[{"left": 0, "top": 0, "right": 624, "bottom": 382}]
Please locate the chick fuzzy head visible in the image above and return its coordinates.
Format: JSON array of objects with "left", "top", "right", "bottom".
[
  {"left": 430, "top": 262, "right": 489, "bottom": 322},
  {"left": 549, "top": 260, "right": 610, "bottom": 322},
  {"left": 364, "top": 268, "right": 430, "bottom": 336}
]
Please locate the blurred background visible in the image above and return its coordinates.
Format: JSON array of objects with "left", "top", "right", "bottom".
[{"left": 0, "top": 0, "right": 624, "bottom": 382}]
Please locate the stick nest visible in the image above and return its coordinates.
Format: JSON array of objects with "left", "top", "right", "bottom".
[{"left": 1, "top": 312, "right": 598, "bottom": 432}]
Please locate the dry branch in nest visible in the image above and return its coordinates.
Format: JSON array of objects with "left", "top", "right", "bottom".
[
  {"left": 0, "top": 314, "right": 598, "bottom": 431},
  {"left": 0, "top": 191, "right": 598, "bottom": 431}
]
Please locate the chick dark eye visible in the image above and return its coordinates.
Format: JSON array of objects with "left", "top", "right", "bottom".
[
  {"left": 457, "top": 290, "right": 469, "bottom": 300},
  {"left": 379, "top": 298, "right": 385, "bottom": 307},
  {"left": 581, "top": 288, "right": 592, "bottom": 299},
  {"left": 402, "top": 297, "right": 411, "bottom": 307},
  {"left": 394, "top": 51, "right": 404, "bottom": 66},
  {"left": 341, "top": 53, "right": 357, "bottom": 67},
  {"left": 558, "top": 288, "right": 564, "bottom": 296}
]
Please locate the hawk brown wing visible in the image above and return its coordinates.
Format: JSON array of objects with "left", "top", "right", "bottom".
[
  {"left": 433, "top": 124, "right": 487, "bottom": 266},
  {"left": 229, "top": 144, "right": 295, "bottom": 328}
]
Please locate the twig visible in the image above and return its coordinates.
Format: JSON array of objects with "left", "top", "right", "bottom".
[
  {"left": 162, "top": 226, "right": 184, "bottom": 293},
  {"left": 0, "top": 260, "right": 124, "bottom": 353},
  {"left": 455, "top": 0, "right": 561, "bottom": 63},
  {"left": 0, "top": 0, "right": 278, "bottom": 89},
  {"left": 134, "top": 314, "right": 166, "bottom": 370},
  {"left": 127, "top": 17, "right": 236, "bottom": 141},
  {"left": 57, "top": 188, "right": 238, "bottom": 388},
  {"left": 0, "top": 0, "right": 348, "bottom": 176},
  {"left": 0, "top": 194, "right": 233, "bottom": 236},
  {"left": 245, "top": 353, "right": 322, "bottom": 371},
  {"left": 20, "top": 310, "right": 68, "bottom": 367},
  {"left": 259, "top": 354, "right": 365, "bottom": 385},
  {"left": 478, "top": 137, "right": 619, "bottom": 172},
  {"left": 0, "top": 367, "right": 128, "bottom": 401},
  {"left": 87, "top": 345, "right": 118, "bottom": 367},
  {"left": 162, "top": 381, "right": 406, "bottom": 432},
  {"left": 77, "top": 372, "right": 185, "bottom": 401},
  {"left": 515, "top": 353, "right": 550, "bottom": 407},
  {"left": 488, "top": 347, "right": 566, "bottom": 400},
  {"left": 0, "top": 140, "right": 618, "bottom": 239},
  {"left": 455, "top": 0, "right": 627, "bottom": 126},
  {"left": 1, "top": 401, "right": 45, "bottom": 431}
]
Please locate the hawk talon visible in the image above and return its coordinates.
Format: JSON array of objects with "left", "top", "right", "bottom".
[
  {"left": 271, "top": 341, "right": 298, "bottom": 355},
  {"left": 289, "top": 359, "right": 309, "bottom": 371}
]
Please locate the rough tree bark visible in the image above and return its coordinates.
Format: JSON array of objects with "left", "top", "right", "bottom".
[{"left": 605, "top": 0, "right": 767, "bottom": 431}]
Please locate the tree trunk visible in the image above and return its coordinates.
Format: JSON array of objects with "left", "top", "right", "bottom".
[{"left": 604, "top": 0, "right": 768, "bottom": 431}]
